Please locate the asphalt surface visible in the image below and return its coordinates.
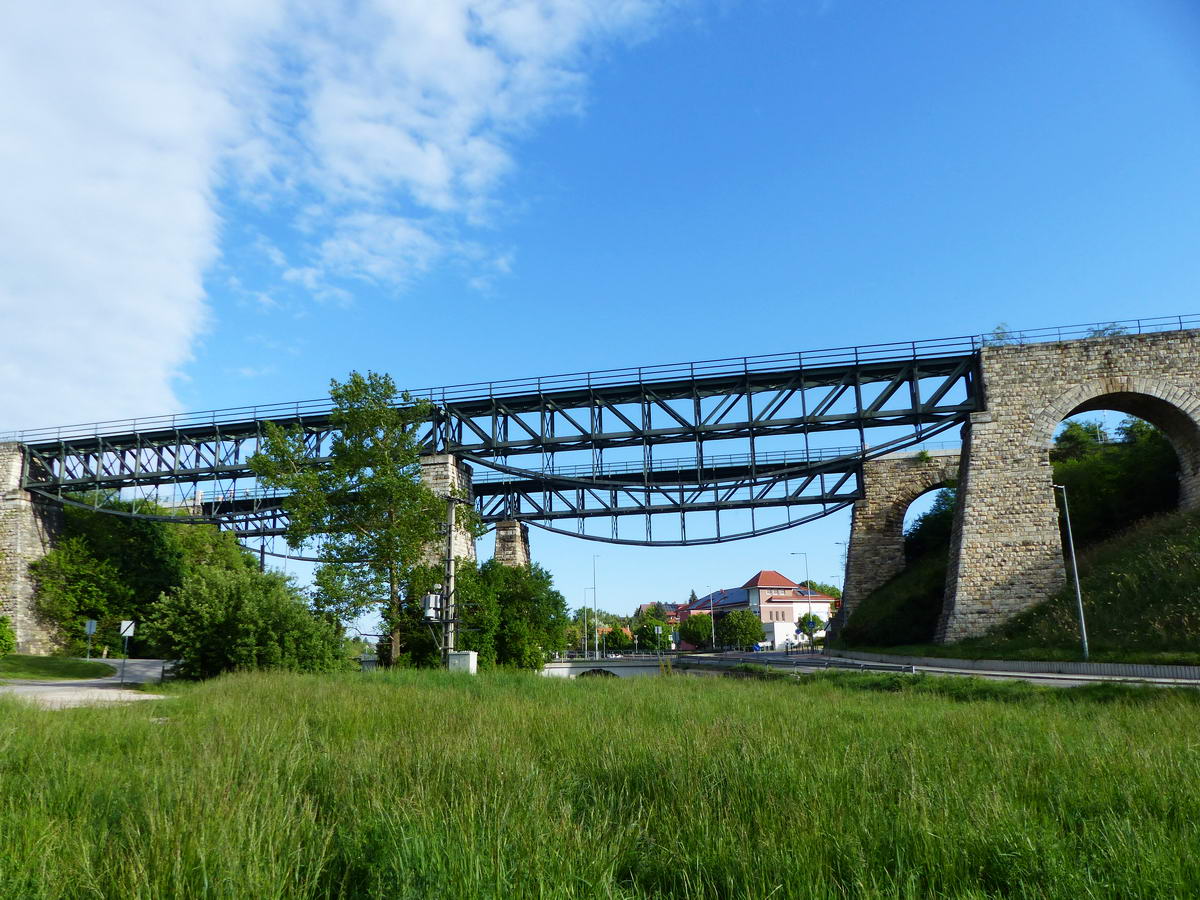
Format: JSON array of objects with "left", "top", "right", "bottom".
[{"left": 0, "top": 659, "right": 172, "bottom": 709}]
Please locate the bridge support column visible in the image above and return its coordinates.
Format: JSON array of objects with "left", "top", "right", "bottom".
[
  {"left": 493, "top": 520, "right": 530, "bottom": 567},
  {"left": 937, "top": 412, "right": 1064, "bottom": 642},
  {"left": 419, "top": 454, "right": 477, "bottom": 567},
  {"left": 0, "top": 444, "right": 60, "bottom": 654},
  {"left": 839, "top": 451, "right": 960, "bottom": 625}
]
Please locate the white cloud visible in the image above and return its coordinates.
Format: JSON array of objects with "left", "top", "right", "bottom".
[{"left": 0, "top": 0, "right": 677, "bottom": 431}]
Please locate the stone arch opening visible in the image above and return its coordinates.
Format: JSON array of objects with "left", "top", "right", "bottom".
[
  {"left": 840, "top": 451, "right": 960, "bottom": 622},
  {"left": 1034, "top": 382, "right": 1200, "bottom": 511}
]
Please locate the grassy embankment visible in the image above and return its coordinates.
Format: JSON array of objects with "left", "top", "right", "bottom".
[
  {"left": 2, "top": 668, "right": 1200, "bottom": 898},
  {"left": 0, "top": 655, "right": 115, "bottom": 680},
  {"left": 841, "top": 509, "right": 1200, "bottom": 664}
]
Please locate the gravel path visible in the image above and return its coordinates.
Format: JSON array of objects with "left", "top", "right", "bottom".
[{"left": 0, "top": 659, "right": 173, "bottom": 709}]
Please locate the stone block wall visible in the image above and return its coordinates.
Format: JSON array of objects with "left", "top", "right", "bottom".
[
  {"left": 0, "top": 443, "right": 61, "bottom": 653},
  {"left": 938, "top": 329, "right": 1200, "bottom": 640},
  {"left": 419, "top": 454, "right": 478, "bottom": 566},
  {"left": 493, "top": 520, "right": 531, "bottom": 567},
  {"left": 839, "top": 450, "right": 960, "bottom": 621}
]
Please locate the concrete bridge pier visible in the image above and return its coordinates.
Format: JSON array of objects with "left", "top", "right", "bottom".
[{"left": 0, "top": 444, "right": 60, "bottom": 653}]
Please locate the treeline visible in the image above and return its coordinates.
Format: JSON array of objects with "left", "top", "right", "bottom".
[
  {"left": 840, "top": 417, "right": 1179, "bottom": 646},
  {"left": 32, "top": 502, "right": 345, "bottom": 678}
]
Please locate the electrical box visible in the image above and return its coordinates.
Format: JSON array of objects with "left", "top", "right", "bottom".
[{"left": 447, "top": 650, "right": 477, "bottom": 674}]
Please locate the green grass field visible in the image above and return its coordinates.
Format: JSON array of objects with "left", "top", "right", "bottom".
[
  {"left": 0, "top": 654, "right": 116, "bottom": 680},
  {"left": 2, "top": 669, "right": 1199, "bottom": 898}
]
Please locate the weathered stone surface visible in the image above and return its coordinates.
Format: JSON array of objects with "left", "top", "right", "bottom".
[
  {"left": 938, "top": 330, "right": 1200, "bottom": 640},
  {"left": 493, "top": 519, "right": 531, "bottom": 567},
  {"left": 418, "top": 454, "right": 477, "bottom": 566},
  {"left": 0, "top": 444, "right": 60, "bottom": 653},
  {"left": 839, "top": 450, "right": 960, "bottom": 620}
]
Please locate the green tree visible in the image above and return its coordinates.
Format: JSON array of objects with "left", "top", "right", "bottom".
[
  {"left": 679, "top": 613, "right": 713, "bottom": 649},
  {"left": 717, "top": 609, "right": 763, "bottom": 650},
  {"left": 143, "top": 567, "right": 344, "bottom": 679},
  {"left": 635, "top": 617, "right": 671, "bottom": 652},
  {"left": 796, "top": 612, "right": 824, "bottom": 647},
  {"left": 1051, "top": 419, "right": 1108, "bottom": 462},
  {"left": 250, "top": 371, "right": 446, "bottom": 664},
  {"left": 800, "top": 580, "right": 842, "bottom": 600},
  {"left": 32, "top": 535, "right": 133, "bottom": 655},
  {"left": 904, "top": 488, "right": 957, "bottom": 561},
  {"left": 604, "top": 625, "right": 633, "bottom": 653},
  {"left": 489, "top": 562, "right": 569, "bottom": 668}
]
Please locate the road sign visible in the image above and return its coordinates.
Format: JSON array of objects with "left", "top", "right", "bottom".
[
  {"left": 85, "top": 619, "right": 97, "bottom": 636},
  {"left": 654, "top": 625, "right": 662, "bottom": 634},
  {"left": 119, "top": 620, "right": 135, "bottom": 637}
]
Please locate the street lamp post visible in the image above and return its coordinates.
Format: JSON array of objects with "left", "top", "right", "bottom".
[
  {"left": 592, "top": 554, "right": 600, "bottom": 660},
  {"left": 1054, "top": 484, "right": 1090, "bottom": 661}
]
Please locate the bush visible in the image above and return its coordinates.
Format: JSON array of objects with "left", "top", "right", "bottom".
[
  {"left": 0, "top": 616, "right": 15, "bottom": 656},
  {"left": 143, "top": 568, "right": 345, "bottom": 679}
]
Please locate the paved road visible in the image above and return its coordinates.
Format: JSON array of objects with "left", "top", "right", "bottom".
[{"left": 0, "top": 659, "right": 172, "bottom": 709}]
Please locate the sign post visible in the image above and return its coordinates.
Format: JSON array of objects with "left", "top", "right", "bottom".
[
  {"left": 119, "top": 621, "right": 135, "bottom": 687},
  {"left": 84, "top": 619, "right": 97, "bottom": 661}
]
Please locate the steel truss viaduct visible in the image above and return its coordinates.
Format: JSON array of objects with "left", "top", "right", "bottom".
[{"left": 11, "top": 333, "right": 987, "bottom": 548}]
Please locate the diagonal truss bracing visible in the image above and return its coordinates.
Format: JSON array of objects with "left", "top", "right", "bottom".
[{"left": 16, "top": 345, "right": 982, "bottom": 545}]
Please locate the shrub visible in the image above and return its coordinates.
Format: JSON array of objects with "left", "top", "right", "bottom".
[
  {"left": 143, "top": 568, "right": 345, "bottom": 679},
  {"left": 0, "top": 616, "right": 15, "bottom": 656}
]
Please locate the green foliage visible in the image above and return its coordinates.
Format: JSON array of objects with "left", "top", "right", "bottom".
[
  {"left": 839, "top": 553, "right": 949, "bottom": 648},
  {"left": 31, "top": 502, "right": 258, "bottom": 656},
  {"left": 716, "top": 608, "right": 763, "bottom": 649},
  {"left": 32, "top": 535, "right": 133, "bottom": 655},
  {"left": 904, "top": 488, "right": 956, "bottom": 561},
  {"left": 801, "top": 579, "right": 842, "bottom": 600},
  {"left": 250, "top": 371, "right": 449, "bottom": 661},
  {"left": 143, "top": 568, "right": 345, "bottom": 679},
  {"left": 604, "top": 625, "right": 633, "bottom": 653},
  {"left": 0, "top": 617, "right": 15, "bottom": 657},
  {"left": 678, "top": 613, "right": 713, "bottom": 649},
  {"left": 984, "top": 509, "right": 1200, "bottom": 657},
  {"left": 634, "top": 617, "right": 671, "bottom": 651},
  {"left": 1052, "top": 416, "right": 1178, "bottom": 546},
  {"left": 796, "top": 612, "right": 824, "bottom": 645},
  {"left": 384, "top": 560, "right": 568, "bottom": 670}
]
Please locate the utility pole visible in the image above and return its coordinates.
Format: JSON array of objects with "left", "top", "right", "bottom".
[
  {"left": 592, "top": 554, "right": 600, "bottom": 660},
  {"left": 442, "top": 494, "right": 469, "bottom": 667}
]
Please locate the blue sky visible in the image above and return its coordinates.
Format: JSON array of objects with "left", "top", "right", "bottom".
[{"left": 3, "top": 0, "right": 1199, "bottom": 618}]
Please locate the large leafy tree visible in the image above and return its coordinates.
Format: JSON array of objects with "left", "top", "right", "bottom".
[
  {"left": 678, "top": 613, "right": 713, "bottom": 649},
  {"left": 716, "top": 609, "right": 763, "bottom": 650},
  {"left": 250, "top": 371, "right": 445, "bottom": 662}
]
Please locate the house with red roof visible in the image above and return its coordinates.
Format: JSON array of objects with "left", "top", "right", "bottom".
[{"left": 680, "top": 570, "right": 836, "bottom": 649}]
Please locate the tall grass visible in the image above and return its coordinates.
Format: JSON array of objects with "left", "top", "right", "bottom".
[{"left": 2, "top": 669, "right": 1199, "bottom": 898}]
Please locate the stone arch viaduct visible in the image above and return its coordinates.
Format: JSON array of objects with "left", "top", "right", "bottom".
[
  {"left": 840, "top": 329, "right": 1200, "bottom": 641},
  {"left": 4, "top": 324, "right": 1200, "bottom": 652}
]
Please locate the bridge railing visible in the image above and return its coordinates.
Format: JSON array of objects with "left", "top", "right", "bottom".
[{"left": 7, "top": 313, "right": 1197, "bottom": 445}]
